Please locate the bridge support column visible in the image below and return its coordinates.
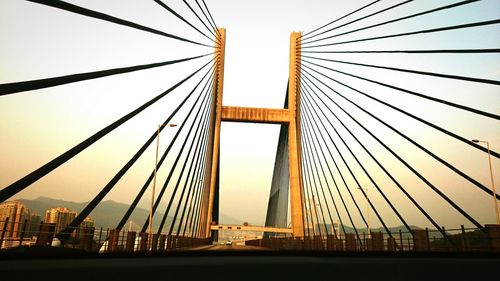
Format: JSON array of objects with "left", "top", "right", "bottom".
[
  {"left": 199, "top": 31, "right": 305, "bottom": 239},
  {"left": 158, "top": 234, "right": 167, "bottom": 251},
  {"left": 125, "top": 231, "right": 136, "bottom": 252},
  {"left": 368, "top": 232, "right": 384, "bottom": 251},
  {"left": 288, "top": 32, "right": 305, "bottom": 238},
  {"left": 35, "top": 223, "right": 55, "bottom": 247},
  {"left": 413, "top": 229, "right": 430, "bottom": 251},
  {"left": 327, "top": 234, "right": 343, "bottom": 251},
  {"left": 107, "top": 229, "right": 120, "bottom": 252},
  {"left": 387, "top": 237, "right": 397, "bottom": 251},
  {"left": 166, "top": 234, "right": 173, "bottom": 250},
  {"left": 151, "top": 233, "right": 160, "bottom": 251},
  {"left": 139, "top": 232, "right": 148, "bottom": 251},
  {"left": 204, "top": 28, "right": 226, "bottom": 238},
  {"left": 79, "top": 227, "right": 94, "bottom": 251},
  {"left": 345, "top": 233, "right": 357, "bottom": 251},
  {"left": 485, "top": 224, "right": 500, "bottom": 251}
]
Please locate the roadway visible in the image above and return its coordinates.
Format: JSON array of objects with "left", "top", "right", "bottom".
[{"left": 189, "top": 244, "right": 268, "bottom": 251}]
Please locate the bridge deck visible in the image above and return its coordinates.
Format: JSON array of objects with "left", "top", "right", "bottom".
[{"left": 211, "top": 224, "right": 293, "bottom": 233}]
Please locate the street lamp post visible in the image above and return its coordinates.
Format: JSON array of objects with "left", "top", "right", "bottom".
[
  {"left": 149, "top": 123, "right": 177, "bottom": 248},
  {"left": 472, "top": 139, "right": 499, "bottom": 224},
  {"left": 358, "top": 187, "right": 370, "bottom": 238}
]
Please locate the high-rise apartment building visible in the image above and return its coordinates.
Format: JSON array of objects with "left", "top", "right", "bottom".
[
  {"left": 44, "top": 207, "right": 77, "bottom": 233},
  {"left": 81, "top": 216, "right": 95, "bottom": 228},
  {"left": 0, "top": 201, "right": 31, "bottom": 239},
  {"left": 26, "top": 213, "right": 42, "bottom": 237}
]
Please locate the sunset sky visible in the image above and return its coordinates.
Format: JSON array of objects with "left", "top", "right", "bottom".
[{"left": 1, "top": 0, "right": 499, "bottom": 230}]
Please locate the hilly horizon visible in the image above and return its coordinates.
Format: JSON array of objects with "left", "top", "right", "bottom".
[
  {"left": 15, "top": 197, "right": 439, "bottom": 239},
  {"left": 18, "top": 196, "right": 173, "bottom": 232},
  {"left": 16, "top": 196, "right": 242, "bottom": 231}
]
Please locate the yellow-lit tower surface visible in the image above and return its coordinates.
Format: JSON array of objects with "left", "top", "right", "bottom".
[{"left": 201, "top": 30, "right": 306, "bottom": 238}]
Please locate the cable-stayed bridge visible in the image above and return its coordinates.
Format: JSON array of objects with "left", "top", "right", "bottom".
[{"left": 0, "top": 0, "right": 499, "bottom": 253}]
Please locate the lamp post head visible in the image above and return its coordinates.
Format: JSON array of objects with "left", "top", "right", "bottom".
[
  {"left": 472, "top": 139, "right": 480, "bottom": 143},
  {"left": 168, "top": 124, "right": 177, "bottom": 127}
]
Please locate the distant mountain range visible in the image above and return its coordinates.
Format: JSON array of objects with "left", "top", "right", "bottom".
[
  {"left": 17, "top": 197, "right": 437, "bottom": 238},
  {"left": 337, "top": 225, "right": 441, "bottom": 239},
  {"left": 312, "top": 224, "right": 445, "bottom": 239},
  {"left": 18, "top": 197, "right": 173, "bottom": 232},
  {"left": 17, "top": 196, "right": 242, "bottom": 232}
]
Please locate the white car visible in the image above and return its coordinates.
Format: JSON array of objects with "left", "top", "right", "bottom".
[{"left": 226, "top": 241, "right": 232, "bottom": 245}]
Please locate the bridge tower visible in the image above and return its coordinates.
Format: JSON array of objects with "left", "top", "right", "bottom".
[{"left": 199, "top": 29, "right": 305, "bottom": 238}]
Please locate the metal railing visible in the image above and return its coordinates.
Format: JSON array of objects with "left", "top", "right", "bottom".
[
  {"left": 0, "top": 219, "right": 210, "bottom": 252},
  {"left": 246, "top": 225, "right": 500, "bottom": 252},
  {"left": 2, "top": 219, "right": 499, "bottom": 252}
]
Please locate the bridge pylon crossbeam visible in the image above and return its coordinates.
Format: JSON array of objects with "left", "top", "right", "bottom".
[{"left": 201, "top": 30, "right": 305, "bottom": 238}]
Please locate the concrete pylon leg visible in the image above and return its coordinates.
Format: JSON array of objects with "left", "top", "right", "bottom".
[
  {"left": 200, "top": 30, "right": 305, "bottom": 239},
  {"left": 486, "top": 224, "right": 500, "bottom": 251},
  {"left": 288, "top": 32, "right": 305, "bottom": 238},
  {"left": 205, "top": 28, "right": 226, "bottom": 238}
]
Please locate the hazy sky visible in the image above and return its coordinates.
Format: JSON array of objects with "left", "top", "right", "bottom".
[{"left": 1, "top": 0, "right": 499, "bottom": 230}]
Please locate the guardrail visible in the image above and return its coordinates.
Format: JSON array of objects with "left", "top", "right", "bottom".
[
  {"left": 247, "top": 225, "right": 500, "bottom": 252},
  {"left": 2, "top": 219, "right": 499, "bottom": 252},
  {"left": 0, "top": 219, "right": 210, "bottom": 252}
]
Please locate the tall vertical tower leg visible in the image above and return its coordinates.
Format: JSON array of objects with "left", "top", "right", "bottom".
[
  {"left": 204, "top": 28, "right": 226, "bottom": 238},
  {"left": 288, "top": 32, "right": 305, "bottom": 237}
]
